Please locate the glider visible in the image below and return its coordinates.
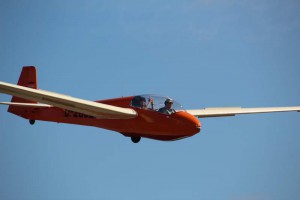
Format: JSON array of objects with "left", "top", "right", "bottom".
[{"left": 0, "top": 66, "right": 299, "bottom": 143}]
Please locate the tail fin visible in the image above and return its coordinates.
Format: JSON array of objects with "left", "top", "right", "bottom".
[
  {"left": 8, "top": 66, "right": 38, "bottom": 117},
  {"left": 11, "top": 66, "right": 38, "bottom": 104}
]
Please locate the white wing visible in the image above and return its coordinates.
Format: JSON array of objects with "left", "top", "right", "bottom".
[
  {"left": 187, "top": 106, "right": 300, "bottom": 118},
  {"left": 0, "top": 81, "right": 137, "bottom": 119}
]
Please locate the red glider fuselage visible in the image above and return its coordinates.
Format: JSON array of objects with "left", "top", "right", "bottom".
[{"left": 8, "top": 96, "right": 201, "bottom": 141}]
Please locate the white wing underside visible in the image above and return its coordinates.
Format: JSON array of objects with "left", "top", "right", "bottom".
[
  {"left": 187, "top": 106, "right": 300, "bottom": 118},
  {"left": 0, "top": 102, "right": 52, "bottom": 107},
  {"left": 0, "top": 81, "right": 137, "bottom": 119}
]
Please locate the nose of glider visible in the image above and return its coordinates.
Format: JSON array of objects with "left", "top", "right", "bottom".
[
  {"left": 192, "top": 115, "right": 201, "bottom": 133},
  {"left": 176, "top": 111, "right": 201, "bottom": 135},
  {"left": 188, "top": 115, "right": 201, "bottom": 135},
  {"left": 196, "top": 123, "right": 201, "bottom": 132}
]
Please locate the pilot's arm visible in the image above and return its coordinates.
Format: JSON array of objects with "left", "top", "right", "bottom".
[{"left": 146, "top": 97, "right": 154, "bottom": 110}]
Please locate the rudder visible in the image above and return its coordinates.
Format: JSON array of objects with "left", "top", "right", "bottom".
[
  {"left": 8, "top": 66, "right": 38, "bottom": 117},
  {"left": 11, "top": 66, "right": 38, "bottom": 104}
]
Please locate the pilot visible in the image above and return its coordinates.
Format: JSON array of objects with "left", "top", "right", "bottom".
[
  {"left": 141, "top": 97, "right": 154, "bottom": 110},
  {"left": 158, "top": 98, "right": 176, "bottom": 115}
]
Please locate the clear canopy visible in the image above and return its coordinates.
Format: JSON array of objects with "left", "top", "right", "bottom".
[{"left": 130, "top": 94, "right": 185, "bottom": 111}]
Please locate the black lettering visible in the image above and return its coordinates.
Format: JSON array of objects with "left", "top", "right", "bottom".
[{"left": 64, "top": 110, "right": 95, "bottom": 119}]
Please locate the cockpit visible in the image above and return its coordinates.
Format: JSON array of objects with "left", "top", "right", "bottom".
[{"left": 130, "top": 95, "right": 185, "bottom": 114}]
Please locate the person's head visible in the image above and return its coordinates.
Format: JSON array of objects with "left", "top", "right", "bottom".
[
  {"left": 164, "top": 98, "right": 173, "bottom": 109},
  {"left": 141, "top": 97, "right": 147, "bottom": 109}
]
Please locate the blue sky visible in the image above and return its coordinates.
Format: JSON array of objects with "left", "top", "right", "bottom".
[{"left": 1, "top": 0, "right": 300, "bottom": 200}]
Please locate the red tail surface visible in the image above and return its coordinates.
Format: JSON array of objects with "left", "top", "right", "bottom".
[
  {"left": 11, "top": 66, "right": 38, "bottom": 103},
  {"left": 8, "top": 66, "right": 38, "bottom": 116}
]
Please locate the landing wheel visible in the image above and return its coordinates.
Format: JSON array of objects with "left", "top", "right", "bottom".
[
  {"left": 131, "top": 136, "right": 141, "bottom": 143},
  {"left": 29, "top": 119, "right": 35, "bottom": 125}
]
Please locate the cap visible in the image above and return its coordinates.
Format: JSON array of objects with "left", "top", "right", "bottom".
[{"left": 165, "top": 98, "right": 173, "bottom": 104}]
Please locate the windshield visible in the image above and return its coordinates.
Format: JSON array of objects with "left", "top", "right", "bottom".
[{"left": 130, "top": 94, "right": 185, "bottom": 112}]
